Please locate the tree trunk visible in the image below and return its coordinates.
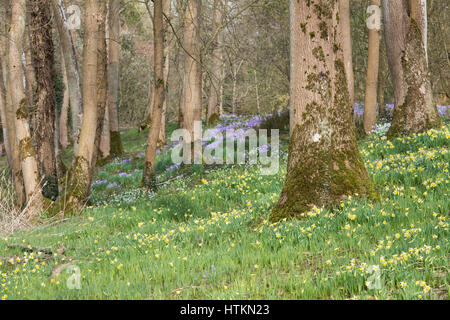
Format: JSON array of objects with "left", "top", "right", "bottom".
[
  {"left": 387, "top": 0, "right": 442, "bottom": 137},
  {"left": 52, "top": 0, "right": 83, "bottom": 154},
  {"left": 108, "top": 0, "right": 124, "bottom": 157},
  {"left": 182, "top": 0, "right": 202, "bottom": 136},
  {"left": 363, "top": 0, "right": 381, "bottom": 134},
  {"left": 59, "top": 50, "right": 70, "bottom": 150},
  {"left": 0, "top": 0, "right": 26, "bottom": 208},
  {"left": 142, "top": 0, "right": 165, "bottom": 189},
  {"left": 23, "top": 28, "right": 36, "bottom": 113},
  {"left": 63, "top": 0, "right": 99, "bottom": 214},
  {"left": 339, "top": 0, "right": 355, "bottom": 106},
  {"left": 270, "top": 0, "right": 377, "bottom": 222},
  {"left": 29, "top": 0, "right": 59, "bottom": 200},
  {"left": 92, "top": 0, "right": 108, "bottom": 168},
  {"left": 8, "top": 0, "right": 43, "bottom": 212},
  {"left": 206, "top": 0, "right": 223, "bottom": 125}
]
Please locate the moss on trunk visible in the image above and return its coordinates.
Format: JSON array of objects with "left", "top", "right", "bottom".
[{"left": 109, "top": 130, "right": 124, "bottom": 156}]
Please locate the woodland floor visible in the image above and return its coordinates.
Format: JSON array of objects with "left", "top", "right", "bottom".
[{"left": 0, "top": 117, "right": 448, "bottom": 300}]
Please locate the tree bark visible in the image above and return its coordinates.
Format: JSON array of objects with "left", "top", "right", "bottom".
[
  {"left": 339, "top": 0, "right": 355, "bottom": 106},
  {"left": 107, "top": 0, "right": 124, "bottom": 157},
  {"left": 142, "top": 0, "right": 165, "bottom": 189},
  {"left": 387, "top": 0, "right": 442, "bottom": 137},
  {"left": 0, "top": 0, "right": 26, "bottom": 208},
  {"left": 8, "top": 0, "right": 43, "bottom": 212},
  {"left": 29, "top": 0, "right": 59, "bottom": 200},
  {"left": 59, "top": 50, "right": 70, "bottom": 150},
  {"left": 363, "top": 0, "right": 381, "bottom": 134},
  {"left": 270, "top": 0, "right": 377, "bottom": 221},
  {"left": 52, "top": 0, "right": 83, "bottom": 154},
  {"left": 64, "top": 0, "right": 99, "bottom": 214},
  {"left": 92, "top": 0, "right": 108, "bottom": 168},
  {"left": 206, "top": 0, "right": 223, "bottom": 125},
  {"left": 182, "top": 0, "right": 202, "bottom": 136}
]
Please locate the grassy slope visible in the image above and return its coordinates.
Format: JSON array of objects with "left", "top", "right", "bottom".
[{"left": 0, "top": 122, "right": 448, "bottom": 300}]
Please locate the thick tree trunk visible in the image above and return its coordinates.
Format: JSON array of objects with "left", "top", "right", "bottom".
[
  {"left": 339, "top": 0, "right": 355, "bottom": 105},
  {"left": 270, "top": 0, "right": 377, "bottom": 221},
  {"left": 108, "top": 0, "right": 124, "bottom": 157},
  {"left": 363, "top": 0, "right": 381, "bottom": 134},
  {"left": 23, "top": 29, "right": 36, "bottom": 112},
  {"left": 8, "top": 0, "right": 43, "bottom": 212},
  {"left": 206, "top": 0, "right": 223, "bottom": 125},
  {"left": 142, "top": 0, "right": 165, "bottom": 189},
  {"left": 29, "top": 0, "right": 59, "bottom": 200},
  {"left": 182, "top": 0, "right": 202, "bottom": 136},
  {"left": 64, "top": 0, "right": 99, "bottom": 214},
  {"left": 387, "top": 0, "right": 442, "bottom": 137},
  {"left": 52, "top": 0, "right": 83, "bottom": 154}
]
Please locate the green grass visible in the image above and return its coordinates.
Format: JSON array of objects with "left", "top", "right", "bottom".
[{"left": 0, "top": 122, "right": 448, "bottom": 300}]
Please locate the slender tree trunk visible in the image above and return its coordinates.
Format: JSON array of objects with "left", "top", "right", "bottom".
[
  {"left": 254, "top": 70, "right": 260, "bottom": 114},
  {"left": 206, "top": 0, "right": 222, "bottom": 125},
  {"left": 63, "top": 0, "right": 99, "bottom": 214},
  {"left": 108, "top": 0, "right": 124, "bottom": 157},
  {"left": 59, "top": 51, "right": 70, "bottom": 150},
  {"left": 182, "top": 0, "right": 202, "bottom": 136},
  {"left": 99, "top": 105, "right": 110, "bottom": 159},
  {"left": 363, "top": 0, "right": 381, "bottom": 134},
  {"left": 159, "top": 0, "right": 171, "bottom": 145},
  {"left": 339, "top": 0, "right": 355, "bottom": 106},
  {"left": 386, "top": 0, "right": 442, "bottom": 137},
  {"left": 142, "top": 0, "right": 165, "bottom": 189},
  {"left": 0, "top": 1, "right": 26, "bottom": 208},
  {"left": 92, "top": 0, "right": 108, "bottom": 168},
  {"left": 8, "top": 0, "right": 43, "bottom": 212},
  {"left": 270, "top": 0, "right": 377, "bottom": 221},
  {"left": 52, "top": 0, "right": 83, "bottom": 154},
  {"left": 29, "top": 0, "right": 59, "bottom": 200}
]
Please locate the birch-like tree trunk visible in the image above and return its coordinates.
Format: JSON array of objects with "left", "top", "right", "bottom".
[
  {"left": 363, "top": 0, "right": 381, "bottom": 134},
  {"left": 142, "top": 0, "right": 165, "bottom": 189},
  {"left": 29, "top": 0, "right": 59, "bottom": 200},
  {"left": 8, "top": 0, "right": 43, "bottom": 212},
  {"left": 270, "top": 0, "right": 377, "bottom": 221},
  {"left": 107, "top": 0, "right": 124, "bottom": 157}
]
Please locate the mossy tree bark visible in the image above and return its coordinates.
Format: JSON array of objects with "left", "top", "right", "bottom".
[
  {"left": 270, "top": 0, "right": 377, "bottom": 222},
  {"left": 29, "top": 0, "right": 59, "bottom": 200},
  {"left": 363, "top": 0, "right": 381, "bottom": 134},
  {"left": 63, "top": 0, "right": 99, "bottom": 214},
  {"left": 206, "top": 0, "right": 223, "bottom": 125},
  {"left": 387, "top": 0, "right": 441, "bottom": 138},
  {"left": 52, "top": 0, "right": 83, "bottom": 154},
  {"left": 8, "top": 0, "right": 43, "bottom": 213},
  {"left": 143, "top": 0, "right": 165, "bottom": 190},
  {"left": 107, "top": 0, "right": 124, "bottom": 157}
]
